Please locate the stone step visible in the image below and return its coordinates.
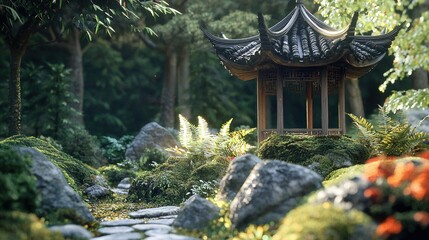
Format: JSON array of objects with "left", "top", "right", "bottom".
[{"left": 129, "top": 206, "right": 180, "bottom": 219}]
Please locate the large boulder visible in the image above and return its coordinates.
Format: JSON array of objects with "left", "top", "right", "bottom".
[
  {"left": 217, "top": 154, "right": 262, "bottom": 201},
  {"left": 49, "top": 224, "right": 92, "bottom": 240},
  {"left": 406, "top": 108, "right": 429, "bottom": 133},
  {"left": 172, "top": 195, "right": 220, "bottom": 230},
  {"left": 125, "top": 122, "right": 179, "bottom": 162},
  {"left": 229, "top": 160, "right": 322, "bottom": 229},
  {"left": 16, "top": 147, "right": 94, "bottom": 222}
]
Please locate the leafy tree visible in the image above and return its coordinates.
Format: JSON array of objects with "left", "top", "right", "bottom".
[
  {"left": 0, "top": 0, "right": 177, "bottom": 136},
  {"left": 315, "top": 0, "right": 429, "bottom": 112}
]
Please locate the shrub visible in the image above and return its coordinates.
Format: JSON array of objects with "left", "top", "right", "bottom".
[
  {"left": 57, "top": 127, "right": 104, "bottom": 167},
  {"left": 257, "top": 134, "right": 370, "bottom": 177},
  {"left": 273, "top": 203, "right": 375, "bottom": 240},
  {"left": 0, "top": 136, "right": 99, "bottom": 192},
  {"left": 0, "top": 145, "right": 39, "bottom": 212},
  {"left": 0, "top": 211, "right": 63, "bottom": 240},
  {"left": 98, "top": 164, "right": 136, "bottom": 186},
  {"left": 349, "top": 108, "right": 429, "bottom": 156},
  {"left": 138, "top": 148, "right": 168, "bottom": 170},
  {"left": 99, "top": 135, "right": 134, "bottom": 164}
]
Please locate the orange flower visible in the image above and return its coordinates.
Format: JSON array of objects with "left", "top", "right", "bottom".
[
  {"left": 414, "top": 212, "right": 429, "bottom": 226},
  {"left": 364, "top": 186, "right": 383, "bottom": 203},
  {"left": 376, "top": 216, "right": 402, "bottom": 237},
  {"left": 404, "top": 164, "right": 429, "bottom": 201},
  {"left": 418, "top": 151, "right": 429, "bottom": 160},
  {"left": 387, "top": 162, "right": 416, "bottom": 187},
  {"left": 364, "top": 160, "right": 396, "bottom": 182}
]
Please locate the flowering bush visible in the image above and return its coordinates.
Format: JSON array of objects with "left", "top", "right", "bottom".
[{"left": 362, "top": 152, "right": 429, "bottom": 239}]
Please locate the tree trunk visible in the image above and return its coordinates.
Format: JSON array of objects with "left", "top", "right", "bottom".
[
  {"left": 8, "top": 47, "right": 25, "bottom": 136},
  {"left": 346, "top": 77, "right": 365, "bottom": 117},
  {"left": 177, "top": 45, "right": 191, "bottom": 119},
  {"left": 160, "top": 49, "right": 178, "bottom": 128},
  {"left": 66, "top": 28, "right": 85, "bottom": 126},
  {"left": 411, "top": 68, "right": 429, "bottom": 89}
]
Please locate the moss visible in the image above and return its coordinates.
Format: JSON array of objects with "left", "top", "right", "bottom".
[
  {"left": 98, "top": 165, "right": 136, "bottom": 186},
  {"left": 0, "top": 211, "right": 64, "bottom": 240},
  {"left": 273, "top": 203, "right": 375, "bottom": 240},
  {"left": 323, "top": 164, "right": 365, "bottom": 186},
  {"left": 128, "top": 157, "right": 229, "bottom": 205},
  {"left": 257, "top": 134, "right": 370, "bottom": 177},
  {"left": 0, "top": 135, "right": 99, "bottom": 192}
]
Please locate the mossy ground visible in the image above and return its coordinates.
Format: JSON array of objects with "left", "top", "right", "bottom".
[
  {"left": 0, "top": 135, "right": 99, "bottom": 193},
  {"left": 257, "top": 134, "right": 370, "bottom": 177}
]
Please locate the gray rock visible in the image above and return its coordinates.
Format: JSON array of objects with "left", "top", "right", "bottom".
[
  {"left": 312, "top": 177, "right": 371, "bottom": 211},
  {"left": 85, "top": 184, "right": 111, "bottom": 199},
  {"left": 129, "top": 206, "right": 180, "bottom": 218},
  {"left": 49, "top": 224, "right": 92, "bottom": 240},
  {"left": 100, "top": 219, "right": 145, "bottom": 227},
  {"left": 159, "top": 215, "right": 177, "bottom": 219},
  {"left": 144, "top": 234, "right": 198, "bottom": 240},
  {"left": 132, "top": 224, "right": 172, "bottom": 232},
  {"left": 147, "top": 218, "right": 175, "bottom": 225},
  {"left": 15, "top": 147, "right": 94, "bottom": 222},
  {"left": 94, "top": 175, "right": 109, "bottom": 188},
  {"left": 91, "top": 232, "right": 142, "bottom": 240},
  {"left": 217, "top": 154, "right": 262, "bottom": 201},
  {"left": 125, "top": 122, "right": 179, "bottom": 161},
  {"left": 144, "top": 229, "right": 171, "bottom": 237},
  {"left": 98, "top": 226, "right": 134, "bottom": 235},
  {"left": 111, "top": 188, "right": 129, "bottom": 195},
  {"left": 230, "top": 160, "right": 323, "bottom": 229},
  {"left": 118, "top": 178, "right": 132, "bottom": 189},
  {"left": 406, "top": 108, "right": 429, "bottom": 133},
  {"left": 173, "top": 195, "right": 220, "bottom": 230}
]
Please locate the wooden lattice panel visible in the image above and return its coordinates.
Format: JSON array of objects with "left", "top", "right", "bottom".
[{"left": 261, "top": 69, "right": 277, "bottom": 95}]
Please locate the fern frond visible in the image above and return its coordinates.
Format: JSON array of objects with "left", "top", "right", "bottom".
[
  {"left": 197, "top": 116, "right": 210, "bottom": 141},
  {"left": 220, "top": 119, "right": 233, "bottom": 137},
  {"left": 179, "top": 114, "right": 193, "bottom": 149}
]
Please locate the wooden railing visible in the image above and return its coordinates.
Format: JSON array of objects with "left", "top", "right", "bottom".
[{"left": 260, "top": 128, "right": 343, "bottom": 141}]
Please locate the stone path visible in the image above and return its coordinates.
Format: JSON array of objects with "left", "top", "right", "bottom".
[{"left": 91, "top": 206, "right": 198, "bottom": 240}]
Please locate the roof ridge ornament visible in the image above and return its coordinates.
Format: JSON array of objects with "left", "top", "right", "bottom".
[
  {"left": 296, "top": 0, "right": 304, "bottom": 5},
  {"left": 257, "top": 12, "right": 272, "bottom": 52}
]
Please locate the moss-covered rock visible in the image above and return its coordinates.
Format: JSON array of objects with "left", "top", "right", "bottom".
[
  {"left": 0, "top": 136, "right": 99, "bottom": 192},
  {"left": 0, "top": 211, "right": 64, "bottom": 240},
  {"left": 257, "top": 134, "right": 370, "bottom": 177},
  {"left": 273, "top": 203, "right": 375, "bottom": 240},
  {"left": 98, "top": 165, "right": 137, "bottom": 186},
  {"left": 128, "top": 157, "right": 229, "bottom": 205}
]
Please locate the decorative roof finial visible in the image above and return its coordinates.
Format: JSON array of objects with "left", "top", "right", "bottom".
[{"left": 296, "top": 0, "right": 304, "bottom": 5}]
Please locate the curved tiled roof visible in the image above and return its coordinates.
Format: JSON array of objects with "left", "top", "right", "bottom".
[{"left": 201, "top": 1, "right": 401, "bottom": 80}]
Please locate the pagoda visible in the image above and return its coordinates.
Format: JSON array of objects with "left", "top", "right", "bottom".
[{"left": 201, "top": 0, "right": 401, "bottom": 142}]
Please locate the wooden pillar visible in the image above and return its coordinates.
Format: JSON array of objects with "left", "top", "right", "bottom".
[
  {"left": 338, "top": 71, "right": 346, "bottom": 134},
  {"left": 321, "top": 67, "right": 329, "bottom": 135},
  {"left": 257, "top": 71, "right": 266, "bottom": 142},
  {"left": 276, "top": 67, "right": 284, "bottom": 134},
  {"left": 306, "top": 81, "right": 313, "bottom": 134}
]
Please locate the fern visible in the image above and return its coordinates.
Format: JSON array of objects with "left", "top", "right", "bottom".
[
  {"left": 179, "top": 114, "right": 193, "bottom": 149},
  {"left": 349, "top": 108, "right": 429, "bottom": 156}
]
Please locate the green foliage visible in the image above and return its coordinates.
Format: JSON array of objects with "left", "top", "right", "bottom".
[
  {"left": 187, "top": 180, "right": 219, "bottom": 199},
  {"left": 170, "top": 115, "right": 255, "bottom": 162},
  {"left": 99, "top": 135, "right": 134, "bottom": 164},
  {"left": 128, "top": 156, "right": 229, "bottom": 205},
  {"left": 349, "top": 108, "right": 429, "bottom": 156},
  {"left": 138, "top": 148, "right": 168, "bottom": 170},
  {"left": 0, "top": 136, "right": 99, "bottom": 192},
  {"left": 98, "top": 164, "right": 136, "bottom": 186},
  {"left": 273, "top": 203, "right": 375, "bottom": 240},
  {"left": 323, "top": 164, "right": 365, "bottom": 186},
  {"left": 57, "top": 127, "right": 104, "bottom": 168},
  {"left": 0, "top": 145, "right": 39, "bottom": 213},
  {"left": 0, "top": 211, "right": 64, "bottom": 240},
  {"left": 257, "top": 134, "right": 369, "bottom": 177},
  {"left": 384, "top": 89, "right": 429, "bottom": 113}
]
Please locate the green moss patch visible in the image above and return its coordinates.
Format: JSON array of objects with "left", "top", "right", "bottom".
[
  {"left": 0, "top": 135, "right": 99, "bottom": 192},
  {"left": 273, "top": 203, "right": 375, "bottom": 240},
  {"left": 257, "top": 134, "right": 370, "bottom": 177},
  {"left": 0, "top": 211, "right": 64, "bottom": 240},
  {"left": 128, "top": 157, "right": 229, "bottom": 205}
]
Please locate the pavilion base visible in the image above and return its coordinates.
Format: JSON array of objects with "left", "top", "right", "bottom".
[{"left": 259, "top": 129, "right": 344, "bottom": 142}]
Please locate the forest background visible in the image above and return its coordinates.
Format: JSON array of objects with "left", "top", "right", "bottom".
[{"left": 0, "top": 0, "right": 426, "bottom": 139}]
